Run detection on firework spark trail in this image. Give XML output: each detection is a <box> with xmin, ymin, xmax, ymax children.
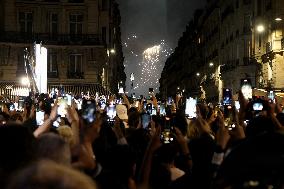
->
<box><xmin>123</xmin><ymin>35</ymin><xmax>172</xmax><ymax>96</ymax></box>
<box><xmin>135</xmin><ymin>40</ymin><xmax>172</xmax><ymax>95</ymax></box>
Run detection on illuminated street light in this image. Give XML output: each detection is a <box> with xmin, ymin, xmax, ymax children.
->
<box><xmin>209</xmin><ymin>62</ymin><xmax>214</xmax><ymax>67</ymax></box>
<box><xmin>21</xmin><ymin>77</ymin><xmax>29</xmax><ymax>86</ymax></box>
<box><xmin>256</xmin><ymin>24</ymin><xmax>265</xmax><ymax>33</ymax></box>
<box><xmin>196</xmin><ymin>72</ymin><xmax>200</xmax><ymax>77</ymax></box>
<box><xmin>275</xmin><ymin>17</ymin><xmax>282</xmax><ymax>21</ymax></box>
<box><xmin>110</xmin><ymin>49</ymin><xmax>116</xmax><ymax>54</ymax></box>
<box><xmin>130</xmin><ymin>73</ymin><xmax>135</xmax><ymax>81</ymax></box>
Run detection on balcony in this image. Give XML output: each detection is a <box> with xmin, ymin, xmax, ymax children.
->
<box><xmin>0</xmin><ymin>32</ymin><xmax>103</xmax><ymax>46</ymax></box>
<box><xmin>47</xmin><ymin>72</ymin><xmax>58</xmax><ymax>78</ymax></box>
<box><xmin>67</xmin><ymin>72</ymin><xmax>84</xmax><ymax>79</ymax></box>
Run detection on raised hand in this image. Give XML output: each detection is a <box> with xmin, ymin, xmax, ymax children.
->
<box><xmin>49</xmin><ymin>100</ymin><xmax>58</xmax><ymax>122</ymax></box>
<box><xmin>148</xmin><ymin>125</ymin><xmax>162</xmax><ymax>153</ymax></box>
<box><xmin>215</xmin><ymin>114</ymin><xmax>230</xmax><ymax>150</ymax></box>
<box><xmin>174</xmin><ymin>127</ymin><xmax>189</xmax><ymax>154</ymax></box>
<box><xmin>66</xmin><ymin>101</ymin><xmax>79</xmax><ymax>124</ymax></box>
<box><xmin>238</xmin><ymin>90</ymin><xmax>248</xmax><ymax>122</ymax></box>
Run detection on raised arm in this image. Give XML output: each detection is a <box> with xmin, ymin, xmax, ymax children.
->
<box><xmin>33</xmin><ymin>102</ymin><xmax>58</xmax><ymax>138</ymax></box>
<box><xmin>66</xmin><ymin>102</ymin><xmax>80</xmax><ymax>147</ymax></box>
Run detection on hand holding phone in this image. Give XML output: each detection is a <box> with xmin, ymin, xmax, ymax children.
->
<box><xmin>223</xmin><ymin>88</ymin><xmax>232</xmax><ymax>105</ymax></box>
<box><xmin>160</xmin><ymin>117</ymin><xmax>174</xmax><ymax>144</ymax></box>
<box><xmin>141</xmin><ymin>113</ymin><xmax>151</xmax><ymax>128</ymax></box>
<box><xmin>268</xmin><ymin>90</ymin><xmax>275</xmax><ymax>103</ymax></box>
<box><xmin>57</xmin><ymin>97</ymin><xmax>68</xmax><ymax>117</ymax></box>
<box><xmin>36</xmin><ymin>111</ymin><xmax>45</xmax><ymax>126</ymax></box>
<box><xmin>185</xmin><ymin>97</ymin><xmax>197</xmax><ymax>118</ymax></box>
<box><xmin>241</xmin><ymin>79</ymin><xmax>252</xmax><ymax>100</ymax></box>
<box><xmin>107</xmin><ymin>104</ymin><xmax>116</xmax><ymax>120</ymax></box>
<box><xmin>82</xmin><ymin>99</ymin><xmax>96</xmax><ymax>124</ymax></box>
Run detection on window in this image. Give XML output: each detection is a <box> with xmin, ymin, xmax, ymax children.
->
<box><xmin>102</xmin><ymin>0</ymin><xmax>108</xmax><ymax>11</ymax></box>
<box><xmin>47</xmin><ymin>53</ymin><xmax>58</xmax><ymax>77</ymax></box>
<box><xmin>257</xmin><ymin>0</ymin><xmax>262</xmax><ymax>16</ymax></box>
<box><xmin>243</xmin><ymin>0</ymin><xmax>251</xmax><ymax>5</ymax></box>
<box><xmin>69</xmin><ymin>14</ymin><xmax>83</xmax><ymax>35</ymax></box>
<box><xmin>265</xmin><ymin>0</ymin><xmax>272</xmax><ymax>11</ymax></box>
<box><xmin>19</xmin><ymin>12</ymin><xmax>33</xmax><ymax>33</ymax></box>
<box><xmin>69</xmin><ymin>54</ymin><xmax>83</xmax><ymax>78</ymax></box>
<box><xmin>50</xmin><ymin>13</ymin><xmax>58</xmax><ymax>35</ymax></box>
<box><xmin>16</xmin><ymin>50</ymin><xmax>26</xmax><ymax>77</ymax></box>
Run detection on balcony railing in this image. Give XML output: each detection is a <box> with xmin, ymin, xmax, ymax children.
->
<box><xmin>0</xmin><ymin>32</ymin><xmax>103</xmax><ymax>46</ymax></box>
<box><xmin>67</xmin><ymin>72</ymin><xmax>84</xmax><ymax>79</ymax></box>
<box><xmin>47</xmin><ymin>72</ymin><xmax>58</xmax><ymax>78</ymax></box>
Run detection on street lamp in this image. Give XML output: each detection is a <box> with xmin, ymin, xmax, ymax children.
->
<box><xmin>130</xmin><ymin>73</ymin><xmax>135</xmax><ymax>96</ymax></box>
<box><xmin>21</xmin><ymin>77</ymin><xmax>29</xmax><ymax>86</ymax></box>
<box><xmin>196</xmin><ymin>72</ymin><xmax>200</xmax><ymax>77</ymax></box>
<box><xmin>110</xmin><ymin>49</ymin><xmax>116</xmax><ymax>54</ymax></box>
<box><xmin>256</xmin><ymin>24</ymin><xmax>265</xmax><ymax>33</ymax></box>
<box><xmin>209</xmin><ymin>62</ymin><xmax>214</xmax><ymax>67</ymax></box>
<box><xmin>275</xmin><ymin>17</ymin><xmax>282</xmax><ymax>21</ymax></box>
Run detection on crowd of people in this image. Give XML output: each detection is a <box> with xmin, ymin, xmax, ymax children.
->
<box><xmin>0</xmin><ymin>91</ymin><xmax>284</xmax><ymax>189</ymax></box>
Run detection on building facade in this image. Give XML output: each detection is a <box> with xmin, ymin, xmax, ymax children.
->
<box><xmin>254</xmin><ymin>0</ymin><xmax>284</xmax><ymax>90</ymax></box>
<box><xmin>160</xmin><ymin>0</ymin><xmax>284</xmax><ymax>102</ymax></box>
<box><xmin>0</xmin><ymin>0</ymin><xmax>125</xmax><ymax>96</ymax></box>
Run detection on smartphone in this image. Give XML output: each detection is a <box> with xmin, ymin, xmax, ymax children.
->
<box><xmin>74</xmin><ymin>98</ymin><xmax>82</xmax><ymax>110</ymax></box>
<box><xmin>36</xmin><ymin>111</ymin><xmax>45</xmax><ymax>126</ymax></box>
<box><xmin>118</xmin><ymin>84</ymin><xmax>124</xmax><ymax>94</ymax></box>
<box><xmin>107</xmin><ymin>105</ymin><xmax>116</xmax><ymax>120</ymax></box>
<box><xmin>253</xmin><ymin>102</ymin><xmax>264</xmax><ymax>111</ymax></box>
<box><xmin>167</xmin><ymin>97</ymin><xmax>173</xmax><ymax>106</ymax></box>
<box><xmin>223</xmin><ymin>88</ymin><xmax>232</xmax><ymax>105</ymax></box>
<box><xmin>151</xmin><ymin>107</ymin><xmax>157</xmax><ymax>116</ymax></box>
<box><xmin>146</xmin><ymin>103</ymin><xmax>152</xmax><ymax>115</ymax></box>
<box><xmin>224</xmin><ymin>104</ymin><xmax>233</xmax><ymax>119</ymax></box>
<box><xmin>235</xmin><ymin>101</ymin><xmax>240</xmax><ymax>111</ymax></box>
<box><xmin>52</xmin><ymin>117</ymin><xmax>61</xmax><ymax>127</ymax></box>
<box><xmin>142</xmin><ymin>100</ymin><xmax>147</xmax><ymax>110</ymax></box>
<box><xmin>58</xmin><ymin>97</ymin><xmax>68</xmax><ymax>117</ymax></box>
<box><xmin>160</xmin><ymin>104</ymin><xmax>166</xmax><ymax>116</ymax></box>
<box><xmin>268</xmin><ymin>90</ymin><xmax>275</xmax><ymax>103</ymax></box>
<box><xmin>9</xmin><ymin>104</ymin><xmax>15</xmax><ymax>111</ymax></box>
<box><xmin>99</xmin><ymin>99</ymin><xmax>106</xmax><ymax>110</ymax></box>
<box><xmin>241</xmin><ymin>79</ymin><xmax>252</xmax><ymax>100</ymax></box>
<box><xmin>160</xmin><ymin>117</ymin><xmax>174</xmax><ymax>144</ymax></box>
<box><xmin>141</xmin><ymin>113</ymin><xmax>151</xmax><ymax>129</ymax></box>
<box><xmin>66</xmin><ymin>94</ymin><xmax>72</xmax><ymax>106</ymax></box>
<box><xmin>185</xmin><ymin>97</ymin><xmax>197</xmax><ymax>118</ymax></box>
<box><xmin>82</xmin><ymin>99</ymin><xmax>96</xmax><ymax>124</ymax></box>
<box><xmin>18</xmin><ymin>100</ymin><xmax>24</xmax><ymax>111</ymax></box>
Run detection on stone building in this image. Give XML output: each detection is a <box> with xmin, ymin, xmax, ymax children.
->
<box><xmin>0</xmin><ymin>0</ymin><xmax>125</xmax><ymax>97</ymax></box>
<box><xmin>160</xmin><ymin>0</ymin><xmax>284</xmax><ymax>102</ymax></box>
<box><xmin>219</xmin><ymin>0</ymin><xmax>258</xmax><ymax>95</ymax></box>
<box><xmin>254</xmin><ymin>0</ymin><xmax>284</xmax><ymax>90</ymax></box>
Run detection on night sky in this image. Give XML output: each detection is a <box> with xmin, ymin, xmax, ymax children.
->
<box><xmin>116</xmin><ymin>0</ymin><xmax>206</xmax><ymax>95</ymax></box>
